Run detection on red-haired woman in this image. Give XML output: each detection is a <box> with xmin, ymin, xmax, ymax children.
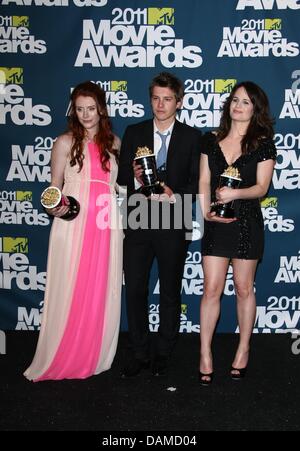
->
<box><xmin>24</xmin><ymin>81</ymin><xmax>122</xmax><ymax>381</ymax></box>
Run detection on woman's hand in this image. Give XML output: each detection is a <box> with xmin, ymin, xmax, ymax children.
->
<box><xmin>133</xmin><ymin>161</ymin><xmax>144</xmax><ymax>185</ymax></box>
<box><xmin>46</xmin><ymin>197</ymin><xmax>70</xmax><ymax>217</ymax></box>
<box><xmin>215</xmin><ymin>186</ymin><xmax>238</xmax><ymax>204</ymax></box>
<box><xmin>205</xmin><ymin>210</ymin><xmax>237</xmax><ymax>223</ymax></box>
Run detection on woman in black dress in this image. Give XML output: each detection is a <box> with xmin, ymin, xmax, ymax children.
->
<box><xmin>199</xmin><ymin>81</ymin><xmax>276</xmax><ymax>385</ymax></box>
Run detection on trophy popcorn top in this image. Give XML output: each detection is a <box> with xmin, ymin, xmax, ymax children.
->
<box><xmin>40</xmin><ymin>186</ymin><xmax>80</xmax><ymax>221</ymax></box>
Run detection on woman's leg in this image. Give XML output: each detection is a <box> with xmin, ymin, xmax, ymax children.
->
<box><xmin>231</xmin><ymin>258</ymin><xmax>258</xmax><ymax>373</ymax></box>
<box><xmin>200</xmin><ymin>256</ymin><xmax>230</xmax><ymax>379</ymax></box>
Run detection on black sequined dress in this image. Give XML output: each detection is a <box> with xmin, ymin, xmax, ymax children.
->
<box><xmin>201</xmin><ymin>132</ymin><xmax>277</xmax><ymax>260</ymax></box>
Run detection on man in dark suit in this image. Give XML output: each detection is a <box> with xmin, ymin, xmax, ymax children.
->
<box><xmin>118</xmin><ymin>72</ymin><xmax>202</xmax><ymax>377</ymax></box>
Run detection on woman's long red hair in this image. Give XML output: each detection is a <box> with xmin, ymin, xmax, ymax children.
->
<box><xmin>67</xmin><ymin>81</ymin><xmax>118</xmax><ymax>172</ymax></box>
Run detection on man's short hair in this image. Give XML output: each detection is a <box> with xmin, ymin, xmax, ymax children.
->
<box><xmin>149</xmin><ymin>72</ymin><xmax>184</xmax><ymax>102</ymax></box>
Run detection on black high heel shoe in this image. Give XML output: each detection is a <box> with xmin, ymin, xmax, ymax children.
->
<box><xmin>230</xmin><ymin>366</ymin><xmax>247</xmax><ymax>380</ymax></box>
<box><xmin>199</xmin><ymin>371</ymin><xmax>214</xmax><ymax>386</ymax></box>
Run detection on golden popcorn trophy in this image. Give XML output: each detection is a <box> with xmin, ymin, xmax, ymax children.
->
<box><xmin>40</xmin><ymin>186</ymin><xmax>80</xmax><ymax>221</ymax></box>
<box><xmin>134</xmin><ymin>146</ymin><xmax>165</xmax><ymax>197</ymax></box>
<box><xmin>211</xmin><ymin>166</ymin><xmax>241</xmax><ymax>218</ymax></box>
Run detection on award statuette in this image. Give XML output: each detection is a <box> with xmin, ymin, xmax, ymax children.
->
<box><xmin>134</xmin><ymin>146</ymin><xmax>164</xmax><ymax>197</ymax></box>
<box><xmin>40</xmin><ymin>186</ymin><xmax>80</xmax><ymax>221</ymax></box>
<box><xmin>211</xmin><ymin>166</ymin><xmax>241</xmax><ymax>219</ymax></box>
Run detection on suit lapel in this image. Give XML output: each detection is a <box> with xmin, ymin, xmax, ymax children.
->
<box><xmin>167</xmin><ymin>119</ymin><xmax>181</xmax><ymax>167</ymax></box>
<box><xmin>143</xmin><ymin>120</ymin><xmax>154</xmax><ymax>151</ymax></box>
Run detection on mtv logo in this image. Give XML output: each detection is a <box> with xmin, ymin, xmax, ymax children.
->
<box><xmin>214</xmin><ymin>79</ymin><xmax>237</xmax><ymax>93</ymax></box>
<box><xmin>3</xmin><ymin>237</ymin><xmax>28</xmax><ymax>254</ymax></box>
<box><xmin>111</xmin><ymin>81</ymin><xmax>127</xmax><ymax>92</ymax></box>
<box><xmin>261</xmin><ymin>197</ymin><xmax>278</xmax><ymax>208</ymax></box>
<box><xmin>12</xmin><ymin>16</ymin><xmax>29</xmax><ymax>27</ymax></box>
<box><xmin>148</xmin><ymin>8</ymin><xmax>174</xmax><ymax>25</ymax></box>
<box><xmin>0</xmin><ymin>67</ymin><xmax>23</xmax><ymax>85</ymax></box>
<box><xmin>181</xmin><ymin>304</ymin><xmax>187</xmax><ymax>315</ymax></box>
<box><xmin>265</xmin><ymin>19</ymin><xmax>281</xmax><ymax>30</ymax></box>
<box><xmin>16</xmin><ymin>191</ymin><xmax>32</xmax><ymax>201</ymax></box>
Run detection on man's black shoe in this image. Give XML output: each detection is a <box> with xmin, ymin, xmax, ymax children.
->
<box><xmin>121</xmin><ymin>358</ymin><xmax>150</xmax><ymax>378</ymax></box>
<box><xmin>151</xmin><ymin>355</ymin><xmax>168</xmax><ymax>376</ymax></box>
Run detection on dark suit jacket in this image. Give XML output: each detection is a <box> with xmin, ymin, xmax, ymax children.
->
<box><xmin>117</xmin><ymin>119</ymin><xmax>202</xmax><ymax>232</ymax></box>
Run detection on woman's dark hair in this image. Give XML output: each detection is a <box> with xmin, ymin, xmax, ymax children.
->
<box><xmin>217</xmin><ymin>81</ymin><xmax>275</xmax><ymax>154</ymax></box>
<box><xmin>149</xmin><ymin>72</ymin><xmax>184</xmax><ymax>102</ymax></box>
<box><xmin>68</xmin><ymin>81</ymin><xmax>117</xmax><ymax>172</ymax></box>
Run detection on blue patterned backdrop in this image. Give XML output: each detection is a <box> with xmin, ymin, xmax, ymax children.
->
<box><xmin>0</xmin><ymin>0</ymin><xmax>299</xmax><ymax>332</ymax></box>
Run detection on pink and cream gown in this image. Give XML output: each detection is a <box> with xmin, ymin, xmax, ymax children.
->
<box><xmin>24</xmin><ymin>142</ymin><xmax>123</xmax><ymax>381</ymax></box>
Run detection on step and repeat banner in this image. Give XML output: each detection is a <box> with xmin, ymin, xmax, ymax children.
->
<box><xmin>0</xmin><ymin>0</ymin><xmax>300</xmax><ymax>333</ymax></box>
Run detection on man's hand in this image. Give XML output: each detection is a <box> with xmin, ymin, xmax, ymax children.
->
<box><xmin>161</xmin><ymin>183</ymin><xmax>174</xmax><ymax>198</ymax></box>
<box><xmin>150</xmin><ymin>183</ymin><xmax>176</xmax><ymax>203</ymax></box>
<box><xmin>133</xmin><ymin>161</ymin><xmax>144</xmax><ymax>185</ymax></box>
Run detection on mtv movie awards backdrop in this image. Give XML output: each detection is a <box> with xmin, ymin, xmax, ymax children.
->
<box><xmin>0</xmin><ymin>0</ymin><xmax>300</xmax><ymax>333</ymax></box>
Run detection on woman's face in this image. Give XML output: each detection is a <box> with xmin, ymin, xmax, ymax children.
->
<box><xmin>75</xmin><ymin>95</ymin><xmax>101</xmax><ymax>132</ymax></box>
<box><xmin>229</xmin><ymin>87</ymin><xmax>254</xmax><ymax>124</ymax></box>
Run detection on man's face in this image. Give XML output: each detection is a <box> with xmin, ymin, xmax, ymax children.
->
<box><xmin>151</xmin><ymin>86</ymin><xmax>182</xmax><ymax>125</ymax></box>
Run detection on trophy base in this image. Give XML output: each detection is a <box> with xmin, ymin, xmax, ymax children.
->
<box><xmin>211</xmin><ymin>203</ymin><xmax>235</xmax><ymax>219</ymax></box>
<box><xmin>139</xmin><ymin>183</ymin><xmax>164</xmax><ymax>198</ymax></box>
<box><xmin>60</xmin><ymin>196</ymin><xmax>80</xmax><ymax>221</ymax></box>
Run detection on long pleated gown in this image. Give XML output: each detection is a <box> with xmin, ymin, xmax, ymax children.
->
<box><xmin>24</xmin><ymin>142</ymin><xmax>123</xmax><ymax>381</ymax></box>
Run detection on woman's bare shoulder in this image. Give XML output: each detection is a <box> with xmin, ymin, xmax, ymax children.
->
<box><xmin>55</xmin><ymin>132</ymin><xmax>73</xmax><ymax>146</ymax></box>
<box><xmin>52</xmin><ymin>133</ymin><xmax>73</xmax><ymax>154</ymax></box>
